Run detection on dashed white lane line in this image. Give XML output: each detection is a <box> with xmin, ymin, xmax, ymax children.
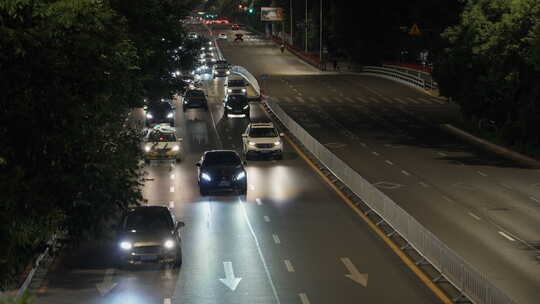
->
<box><xmin>372</xmin><ymin>151</ymin><xmax>380</xmax><ymax>156</ymax></box>
<box><xmin>442</xmin><ymin>196</ymin><xmax>453</xmax><ymax>203</ymax></box>
<box><xmin>169</xmin><ymin>201</ymin><xmax>174</xmax><ymax>208</ymax></box>
<box><xmin>530</xmin><ymin>196</ymin><xmax>540</xmax><ymax>204</ymax></box>
<box><xmin>477</xmin><ymin>171</ymin><xmax>488</xmax><ymax>177</ymax></box>
<box><xmin>498</xmin><ymin>231</ymin><xmax>516</xmax><ymax>242</ymax></box>
<box><xmin>284</xmin><ymin>260</ymin><xmax>295</xmax><ymax>272</ymax></box>
<box><xmin>468</xmin><ymin>212</ymin><xmax>481</xmax><ymax>220</ymax></box>
<box><xmin>419</xmin><ymin>182</ymin><xmax>429</xmax><ymax>188</ymax></box>
<box><xmin>264</xmin><ymin>216</ymin><xmax>270</xmax><ymax>222</ymax></box>
<box><xmin>272</xmin><ymin>234</ymin><xmax>281</xmax><ymax>244</ymax></box>
<box><xmin>360</xmin><ymin>142</ymin><xmax>367</xmax><ymax>147</ymax></box>
<box><xmin>169</xmin><ymin>186</ymin><xmax>174</xmax><ymax>193</ymax></box>
<box><xmin>299</xmin><ymin>293</ymin><xmax>311</xmax><ymax>304</ymax></box>
<box><xmin>385</xmin><ymin>160</ymin><xmax>394</xmax><ymax>165</ymax></box>
<box><xmin>164</xmin><ymin>298</ymin><xmax>171</xmax><ymax>304</ymax></box>
<box><xmin>256</xmin><ymin>198</ymin><xmax>263</xmax><ymax>205</ymax></box>
<box><xmin>170</xmin><ymin>174</ymin><xmax>175</xmax><ymax>179</ymax></box>
<box><xmin>437</xmin><ymin>152</ymin><xmax>447</xmax><ymax>157</ymax></box>
<box><xmin>500</xmin><ymin>183</ymin><xmax>513</xmax><ymax>190</ymax></box>
<box><xmin>401</xmin><ymin>170</ymin><xmax>411</xmax><ymax>176</ymax></box>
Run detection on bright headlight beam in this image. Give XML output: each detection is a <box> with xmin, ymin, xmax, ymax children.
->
<box><xmin>172</xmin><ymin>145</ymin><xmax>180</xmax><ymax>151</ymax></box>
<box><xmin>144</xmin><ymin>145</ymin><xmax>151</xmax><ymax>152</ymax></box>
<box><xmin>274</xmin><ymin>141</ymin><xmax>281</xmax><ymax>146</ymax></box>
<box><xmin>146</xmin><ymin>113</ymin><xmax>153</xmax><ymax>119</ymax></box>
<box><xmin>167</xmin><ymin>112</ymin><xmax>174</xmax><ymax>118</ymax></box>
<box><xmin>236</xmin><ymin>171</ymin><xmax>246</xmax><ymax>180</ymax></box>
<box><xmin>120</xmin><ymin>241</ymin><xmax>132</xmax><ymax>250</ymax></box>
<box><xmin>163</xmin><ymin>239</ymin><xmax>175</xmax><ymax>249</ymax></box>
<box><xmin>201</xmin><ymin>172</ymin><xmax>212</xmax><ymax>181</ymax></box>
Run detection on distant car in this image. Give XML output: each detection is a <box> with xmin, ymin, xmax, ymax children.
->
<box><xmin>196</xmin><ymin>150</ymin><xmax>247</xmax><ymax>195</ymax></box>
<box><xmin>187</xmin><ymin>32</ymin><xmax>198</xmax><ymax>39</ymax></box>
<box><xmin>117</xmin><ymin>206</ymin><xmax>184</xmax><ymax>268</ymax></box>
<box><xmin>224</xmin><ymin>94</ymin><xmax>250</xmax><ymax>119</ymax></box>
<box><xmin>218</xmin><ymin>33</ymin><xmax>227</xmax><ymax>40</ymax></box>
<box><xmin>231</xmin><ymin>24</ymin><xmax>239</xmax><ymax>30</ymax></box>
<box><xmin>242</xmin><ymin>122</ymin><xmax>284</xmax><ymax>160</ymax></box>
<box><xmin>183</xmin><ymin>89</ymin><xmax>208</xmax><ymax>111</ymax></box>
<box><xmin>143</xmin><ymin>125</ymin><xmax>182</xmax><ymax>162</ymax></box>
<box><xmin>225</xmin><ymin>78</ymin><xmax>247</xmax><ymax>95</ymax></box>
<box><xmin>213</xmin><ymin>62</ymin><xmax>231</xmax><ymax>78</ymax></box>
<box><xmin>199</xmin><ymin>53</ymin><xmax>216</xmax><ymax>63</ymax></box>
<box><xmin>145</xmin><ymin>99</ymin><xmax>175</xmax><ymax>127</ymax></box>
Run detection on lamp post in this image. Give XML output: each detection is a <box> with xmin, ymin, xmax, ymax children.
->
<box><xmin>305</xmin><ymin>0</ymin><xmax>308</xmax><ymax>52</ymax></box>
<box><xmin>319</xmin><ymin>0</ymin><xmax>322</xmax><ymax>62</ymax></box>
<box><xmin>290</xmin><ymin>0</ymin><xmax>293</xmax><ymax>45</ymax></box>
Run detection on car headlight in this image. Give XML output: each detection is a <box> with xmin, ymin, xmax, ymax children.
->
<box><xmin>172</xmin><ymin>145</ymin><xmax>180</xmax><ymax>151</ymax></box>
<box><xmin>274</xmin><ymin>141</ymin><xmax>281</xmax><ymax>146</ymax></box>
<box><xmin>226</xmin><ymin>71</ymin><xmax>230</xmax><ymax>75</ymax></box>
<box><xmin>120</xmin><ymin>241</ymin><xmax>132</xmax><ymax>250</ymax></box>
<box><xmin>201</xmin><ymin>172</ymin><xmax>212</xmax><ymax>181</ymax></box>
<box><xmin>146</xmin><ymin>113</ymin><xmax>153</xmax><ymax>119</ymax></box>
<box><xmin>208</xmin><ymin>41</ymin><xmax>212</xmax><ymax>45</ymax></box>
<box><xmin>144</xmin><ymin>145</ymin><xmax>151</xmax><ymax>152</ymax></box>
<box><xmin>243</xmin><ymin>105</ymin><xmax>249</xmax><ymax>110</ymax></box>
<box><xmin>236</xmin><ymin>171</ymin><xmax>246</xmax><ymax>180</ymax></box>
<box><xmin>201</xmin><ymin>47</ymin><xmax>206</xmax><ymax>50</ymax></box>
<box><xmin>163</xmin><ymin>239</ymin><xmax>175</xmax><ymax>249</ymax></box>
<box><xmin>167</xmin><ymin>112</ymin><xmax>174</xmax><ymax>118</ymax></box>
<box><xmin>209</xmin><ymin>47</ymin><xmax>214</xmax><ymax>50</ymax></box>
<box><xmin>241</xmin><ymin>88</ymin><xmax>246</xmax><ymax>93</ymax></box>
<box><xmin>248</xmin><ymin>141</ymin><xmax>256</xmax><ymax>146</ymax></box>
<box><xmin>227</xmin><ymin>89</ymin><xmax>232</xmax><ymax>93</ymax></box>
<box><xmin>226</xmin><ymin>105</ymin><xmax>233</xmax><ymax>110</ymax></box>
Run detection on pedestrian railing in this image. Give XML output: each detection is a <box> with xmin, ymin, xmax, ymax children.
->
<box><xmin>264</xmin><ymin>98</ymin><xmax>515</xmax><ymax>304</ymax></box>
<box><xmin>362</xmin><ymin>66</ymin><xmax>438</xmax><ymax>92</ymax></box>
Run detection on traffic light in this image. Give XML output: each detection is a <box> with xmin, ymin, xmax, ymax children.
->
<box><xmin>238</xmin><ymin>4</ymin><xmax>243</xmax><ymax>9</ymax></box>
<box><xmin>248</xmin><ymin>8</ymin><xmax>254</xmax><ymax>14</ymax></box>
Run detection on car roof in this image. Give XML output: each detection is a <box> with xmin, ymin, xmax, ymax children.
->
<box><xmin>204</xmin><ymin>149</ymin><xmax>239</xmax><ymax>156</ymax></box>
<box><xmin>249</xmin><ymin>122</ymin><xmax>275</xmax><ymax>128</ymax></box>
<box><xmin>151</xmin><ymin>124</ymin><xmax>176</xmax><ymax>133</ymax></box>
<box><xmin>127</xmin><ymin>206</ymin><xmax>171</xmax><ymax>216</ymax></box>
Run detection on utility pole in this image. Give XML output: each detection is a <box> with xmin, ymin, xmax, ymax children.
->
<box><xmin>319</xmin><ymin>0</ymin><xmax>322</xmax><ymax>62</ymax></box>
<box><xmin>290</xmin><ymin>0</ymin><xmax>293</xmax><ymax>45</ymax></box>
<box><xmin>305</xmin><ymin>0</ymin><xmax>308</xmax><ymax>52</ymax></box>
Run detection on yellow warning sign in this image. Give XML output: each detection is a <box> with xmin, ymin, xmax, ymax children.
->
<box><xmin>409</xmin><ymin>24</ymin><xmax>421</xmax><ymax>36</ymax></box>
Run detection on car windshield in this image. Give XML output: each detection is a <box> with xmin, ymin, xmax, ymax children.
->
<box><xmin>227</xmin><ymin>95</ymin><xmax>248</xmax><ymax>104</ymax></box>
<box><xmin>216</xmin><ymin>64</ymin><xmax>229</xmax><ymax>69</ymax></box>
<box><xmin>149</xmin><ymin>131</ymin><xmax>176</xmax><ymax>142</ymax></box>
<box><xmin>249</xmin><ymin>127</ymin><xmax>277</xmax><ymax>138</ymax></box>
<box><xmin>124</xmin><ymin>209</ymin><xmax>173</xmax><ymax>231</ymax></box>
<box><xmin>186</xmin><ymin>90</ymin><xmax>205</xmax><ymax>99</ymax></box>
<box><xmin>228</xmin><ymin>80</ymin><xmax>245</xmax><ymax>87</ymax></box>
<box><xmin>148</xmin><ymin>102</ymin><xmax>172</xmax><ymax>113</ymax></box>
<box><xmin>203</xmin><ymin>152</ymin><xmax>241</xmax><ymax>166</ymax></box>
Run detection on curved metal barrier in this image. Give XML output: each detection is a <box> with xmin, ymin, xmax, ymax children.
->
<box><xmin>230</xmin><ymin>65</ymin><xmax>261</xmax><ymax>98</ymax></box>
<box><xmin>362</xmin><ymin>66</ymin><xmax>438</xmax><ymax>92</ymax></box>
<box><xmin>264</xmin><ymin>97</ymin><xmax>515</xmax><ymax>304</ymax></box>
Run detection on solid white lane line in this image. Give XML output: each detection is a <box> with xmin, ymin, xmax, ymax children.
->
<box><xmin>256</xmin><ymin>198</ymin><xmax>262</xmax><ymax>205</ymax></box>
<box><xmin>164</xmin><ymin>298</ymin><xmax>172</xmax><ymax>304</ymax></box>
<box><xmin>272</xmin><ymin>234</ymin><xmax>281</xmax><ymax>244</ymax></box>
<box><xmin>169</xmin><ymin>186</ymin><xmax>174</xmax><ymax>193</ymax></box>
<box><xmin>299</xmin><ymin>293</ymin><xmax>311</xmax><ymax>304</ymax></box>
<box><xmin>238</xmin><ymin>199</ymin><xmax>281</xmax><ymax>304</ymax></box>
<box><xmin>419</xmin><ymin>182</ymin><xmax>429</xmax><ymax>188</ymax></box>
<box><xmin>498</xmin><ymin>231</ymin><xmax>516</xmax><ymax>242</ymax></box>
<box><xmin>401</xmin><ymin>170</ymin><xmax>411</xmax><ymax>176</ymax></box>
<box><xmin>530</xmin><ymin>196</ymin><xmax>540</xmax><ymax>204</ymax></box>
<box><xmin>284</xmin><ymin>260</ymin><xmax>295</xmax><ymax>272</ymax></box>
<box><xmin>385</xmin><ymin>160</ymin><xmax>394</xmax><ymax>165</ymax></box>
<box><xmin>442</xmin><ymin>196</ymin><xmax>453</xmax><ymax>203</ymax></box>
<box><xmin>169</xmin><ymin>201</ymin><xmax>174</xmax><ymax>208</ymax></box>
<box><xmin>477</xmin><ymin>171</ymin><xmax>488</xmax><ymax>177</ymax></box>
<box><xmin>468</xmin><ymin>212</ymin><xmax>481</xmax><ymax>220</ymax></box>
<box><xmin>264</xmin><ymin>216</ymin><xmax>270</xmax><ymax>222</ymax></box>
<box><xmin>372</xmin><ymin>151</ymin><xmax>380</xmax><ymax>156</ymax></box>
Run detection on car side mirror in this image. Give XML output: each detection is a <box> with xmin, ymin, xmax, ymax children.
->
<box><xmin>176</xmin><ymin>221</ymin><xmax>185</xmax><ymax>230</ymax></box>
<box><xmin>196</xmin><ymin>163</ymin><xmax>201</xmax><ymax>167</ymax></box>
<box><xmin>279</xmin><ymin>133</ymin><xmax>284</xmax><ymax>137</ymax></box>
<box><xmin>243</xmin><ymin>161</ymin><xmax>247</xmax><ymax>165</ymax></box>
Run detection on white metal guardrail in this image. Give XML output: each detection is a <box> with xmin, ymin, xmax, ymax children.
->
<box><xmin>362</xmin><ymin>66</ymin><xmax>438</xmax><ymax>92</ymax></box>
<box><xmin>264</xmin><ymin>98</ymin><xmax>515</xmax><ymax>304</ymax></box>
<box><xmin>230</xmin><ymin>65</ymin><xmax>261</xmax><ymax>98</ymax></box>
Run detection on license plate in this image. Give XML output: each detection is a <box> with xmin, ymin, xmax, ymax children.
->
<box><xmin>141</xmin><ymin>255</ymin><xmax>157</xmax><ymax>261</ymax></box>
<box><xmin>219</xmin><ymin>181</ymin><xmax>231</xmax><ymax>187</ymax></box>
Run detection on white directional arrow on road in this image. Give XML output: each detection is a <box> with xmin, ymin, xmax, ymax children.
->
<box><xmin>219</xmin><ymin>261</ymin><xmax>242</xmax><ymax>291</ymax></box>
<box><xmin>341</xmin><ymin>257</ymin><xmax>368</xmax><ymax>287</ymax></box>
<box><xmin>96</xmin><ymin>268</ymin><xmax>117</xmax><ymax>296</ymax></box>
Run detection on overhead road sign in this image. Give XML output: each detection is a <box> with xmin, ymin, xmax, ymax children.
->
<box><xmin>261</xmin><ymin>7</ymin><xmax>284</xmax><ymax>21</ymax></box>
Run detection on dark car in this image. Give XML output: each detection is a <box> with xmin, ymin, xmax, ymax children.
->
<box><xmin>231</xmin><ymin>24</ymin><xmax>239</xmax><ymax>30</ymax></box>
<box><xmin>183</xmin><ymin>89</ymin><xmax>208</xmax><ymax>111</ymax></box>
<box><xmin>196</xmin><ymin>150</ymin><xmax>247</xmax><ymax>195</ymax></box>
<box><xmin>145</xmin><ymin>100</ymin><xmax>175</xmax><ymax>127</ymax></box>
<box><xmin>224</xmin><ymin>95</ymin><xmax>250</xmax><ymax>118</ymax></box>
<box><xmin>117</xmin><ymin>206</ymin><xmax>184</xmax><ymax>268</ymax></box>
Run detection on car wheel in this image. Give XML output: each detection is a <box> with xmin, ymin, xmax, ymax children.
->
<box><xmin>239</xmin><ymin>186</ymin><xmax>247</xmax><ymax>195</ymax></box>
<box><xmin>144</xmin><ymin>159</ymin><xmax>150</xmax><ymax>164</ymax></box>
<box><xmin>183</xmin><ymin>107</ymin><xmax>186</xmax><ymax>112</ymax></box>
<box><xmin>173</xmin><ymin>250</ymin><xmax>182</xmax><ymax>268</ymax></box>
<box><xmin>117</xmin><ymin>258</ymin><xmax>131</xmax><ymax>271</ymax></box>
<box><xmin>204</xmin><ymin>105</ymin><xmax>209</xmax><ymax>111</ymax></box>
<box><xmin>170</xmin><ymin>121</ymin><xmax>175</xmax><ymax>127</ymax></box>
<box><xmin>200</xmin><ymin>186</ymin><xmax>208</xmax><ymax>196</ymax></box>
<box><xmin>275</xmin><ymin>153</ymin><xmax>283</xmax><ymax>160</ymax></box>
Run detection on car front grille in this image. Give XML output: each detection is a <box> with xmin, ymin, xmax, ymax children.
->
<box><xmin>255</xmin><ymin>143</ymin><xmax>273</xmax><ymax>148</ymax></box>
<box><xmin>132</xmin><ymin>246</ymin><xmax>161</xmax><ymax>254</ymax></box>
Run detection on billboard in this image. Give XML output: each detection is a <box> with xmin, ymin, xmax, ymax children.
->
<box><xmin>261</xmin><ymin>7</ymin><xmax>284</xmax><ymax>21</ymax></box>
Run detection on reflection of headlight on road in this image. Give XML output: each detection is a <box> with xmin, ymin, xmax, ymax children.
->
<box><xmin>241</xmin><ymin>88</ymin><xmax>246</xmax><ymax>93</ymax></box>
<box><xmin>274</xmin><ymin>141</ymin><xmax>281</xmax><ymax>146</ymax></box>
<box><xmin>167</xmin><ymin>112</ymin><xmax>174</xmax><ymax>118</ymax></box>
<box><xmin>146</xmin><ymin>113</ymin><xmax>153</xmax><ymax>119</ymax></box>
<box><xmin>243</xmin><ymin>105</ymin><xmax>249</xmax><ymax>109</ymax></box>
<box><xmin>120</xmin><ymin>241</ymin><xmax>132</xmax><ymax>250</ymax></box>
<box><xmin>248</xmin><ymin>141</ymin><xmax>256</xmax><ymax>146</ymax></box>
<box><xmin>172</xmin><ymin>145</ymin><xmax>180</xmax><ymax>151</ymax></box>
<box><xmin>144</xmin><ymin>145</ymin><xmax>151</xmax><ymax>152</ymax></box>
<box><xmin>201</xmin><ymin>172</ymin><xmax>212</xmax><ymax>181</ymax></box>
<box><xmin>226</xmin><ymin>105</ymin><xmax>232</xmax><ymax>110</ymax></box>
<box><xmin>163</xmin><ymin>239</ymin><xmax>175</xmax><ymax>249</ymax></box>
<box><xmin>236</xmin><ymin>171</ymin><xmax>246</xmax><ymax>180</ymax></box>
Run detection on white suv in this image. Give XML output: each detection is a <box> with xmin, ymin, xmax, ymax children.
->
<box><xmin>242</xmin><ymin>123</ymin><xmax>283</xmax><ymax>160</ymax></box>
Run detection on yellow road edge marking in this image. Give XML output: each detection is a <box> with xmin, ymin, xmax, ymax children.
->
<box><xmin>281</xmin><ymin>131</ymin><xmax>453</xmax><ymax>304</ymax></box>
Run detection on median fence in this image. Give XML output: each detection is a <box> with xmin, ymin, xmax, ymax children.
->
<box><xmin>362</xmin><ymin>66</ymin><xmax>438</xmax><ymax>92</ymax></box>
<box><xmin>264</xmin><ymin>98</ymin><xmax>515</xmax><ymax>304</ymax></box>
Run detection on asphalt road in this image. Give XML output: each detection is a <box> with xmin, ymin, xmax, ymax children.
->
<box><xmin>34</xmin><ymin>28</ymin><xmax>439</xmax><ymax>304</ymax></box>
<box><xmin>214</xmin><ymin>24</ymin><xmax>540</xmax><ymax>303</ymax></box>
